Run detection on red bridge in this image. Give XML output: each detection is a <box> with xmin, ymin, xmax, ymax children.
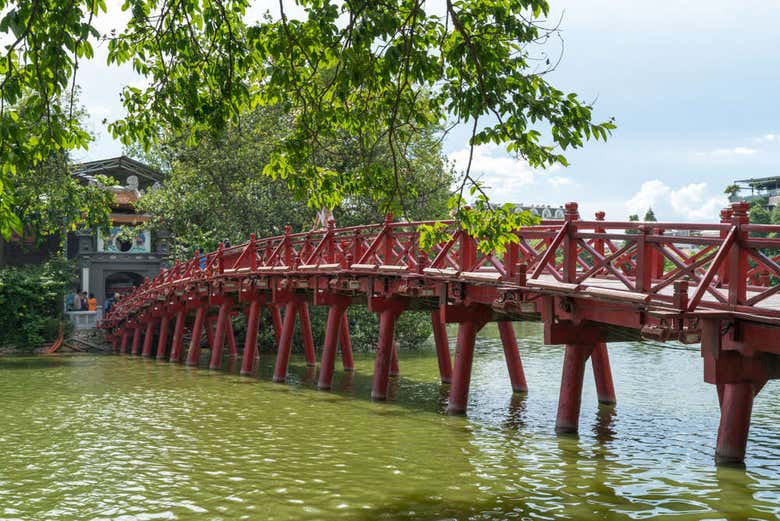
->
<box><xmin>101</xmin><ymin>201</ymin><xmax>780</xmax><ymax>464</ymax></box>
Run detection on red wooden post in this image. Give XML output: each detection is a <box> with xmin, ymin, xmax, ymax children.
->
<box><xmin>226</xmin><ymin>318</ymin><xmax>238</xmax><ymax>357</ymax></box>
<box><xmin>141</xmin><ymin>318</ymin><xmax>157</xmax><ymax>358</ymax></box>
<box><xmin>169</xmin><ymin>309</ymin><xmax>186</xmax><ymax>363</ymax></box>
<box><xmin>716</xmin><ymin>382</ymin><xmax>754</xmax><ymax>464</ymax></box>
<box><xmin>318</xmin><ymin>300</ymin><xmax>349</xmax><ymax>390</ymax></box>
<box><xmin>591</xmin><ymin>342</ymin><xmax>616</xmax><ymax>405</ymax></box>
<box><xmin>205</xmin><ymin>316</ymin><xmax>216</xmax><ymax>348</ymax></box>
<box><xmin>298</xmin><ymin>302</ymin><xmax>317</xmax><ymax>367</ymax></box>
<box><xmin>186</xmin><ymin>306</ymin><xmax>207</xmax><ymax>366</ymax></box>
<box><xmin>240</xmin><ymin>299</ymin><xmax>262</xmax><ymax>376</ymax></box>
<box><xmin>563</xmin><ymin>202</ymin><xmax>579</xmax><ymax>283</ymax></box>
<box><xmin>497</xmin><ymin>321</ymin><xmax>528</xmax><ymax>393</ymax></box>
<box><xmin>728</xmin><ymin>202</ymin><xmax>749</xmax><ymax>307</ymax></box>
<box><xmin>120</xmin><ymin>328</ymin><xmax>130</xmax><ymax>355</ymax></box>
<box><xmin>594</xmin><ymin>211</ymin><xmax>606</xmax><ymax>258</ymax></box>
<box><xmin>339</xmin><ymin>313</ymin><xmax>354</xmax><ymax>371</ymax></box>
<box><xmin>155</xmin><ymin>315</ymin><xmax>171</xmax><ymax>361</ymax></box>
<box><xmin>447</xmin><ymin>317</ymin><xmax>488</xmax><ymax>414</ymax></box>
<box><xmin>390</xmin><ymin>341</ymin><xmax>400</xmax><ymax>377</ymax></box>
<box><xmin>272</xmin><ymin>301</ymin><xmax>298</xmax><ymax>383</ymax></box>
<box><xmin>131</xmin><ymin>325</ymin><xmax>142</xmax><ymax>356</ymax></box>
<box><xmin>371</xmin><ymin>306</ymin><xmax>402</xmax><ymax>400</ymax></box>
<box><xmin>209</xmin><ymin>299</ymin><xmax>233</xmax><ymax>370</ymax></box>
<box><xmin>431</xmin><ymin>310</ymin><xmax>452</xmax><ymax>383</ymax></box>
<box><xmin>556</xmin><ymin>343</ymin><xmax>595</xmax><ymax>433</ymax></box>
<box><xmin>717</xmin><ymin>207</ymin><xmax>733</xmax><ymax>286</ymax></box>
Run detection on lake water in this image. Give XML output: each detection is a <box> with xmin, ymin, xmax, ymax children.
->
<box><xmin>1</xmin><ymin>322</ymin><xmax>779</xmax><ymax>520</ymax></box>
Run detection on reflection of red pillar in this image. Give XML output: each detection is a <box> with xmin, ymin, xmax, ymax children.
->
<box><xmin>120</xmin><ymin>329</ymin><xmax>130</xmax><ymax>354</ymax></box>
<box><xmin>209</xmin><ymin>300</ymin><xmax>233</xmax><ymax>370</ymax></box>
<box><xmin>298</xmin><ymin>302</ymin><xmax>317</xmax><ymax>367</ymax></box>
<box><xmin>269</xmin><ymin>305</ymin><xmax>283</xmax><ymax>345</ymax></box>
<box><xmin>186</xmin><ymin>306</ymin><xmax>207</xmax><ymax>366</ymax></box>
<box><xmin>156</xmin><ymin>315</ymin><xmax>171</xmax><ymax>361</ymax></box>
<box><xmin>591</xmin><ymin>342</ymin><xmax>616</xmax><ymax>405</ymax></box>
<box><xmin>431</xmin><ymin>311</ymin><xmax>451</xmax><ymax>383</ymax></box>
<box><xmin>340</xmin><ymin>313</ymin><xmax>354</xmax><ymax>371</ymax></box>
<box><xmin>447</xmin><ymin>321</ymin><xmax>483</xmax><ymax>414</ymax></box>
<box><xmin>556</xmin><ymin>343</ymin><xmax>595</xmax><ymax>433</ymax></box>
<box><xmin>498</xmin><ymin>321</ymin><xmax>527</xmax><ymax>393</ymax></box>
<box><xmin>240</xmin><ymin>299</ymin><xmax>261</xmax><ymax>375</ymax></box>
<box><xmin>716</xmin><ymin>382</ymin><xmax>755</xmax><ymax>464</ymax></box>
<box><xmin>389</xmin><ymin>341</ymin><xmax>400</xmax><ymax>377</ymax></box>
<box><xmin>169</xmin><ymin>310</ymin><xmax>186</xmax><ymax>363</ymax></box>
<box><xmin>371</xmin><ymin>308</ymin><xmax>401</xmax><ymax>400</ymax></box>
<box><xmin>318</xmin><ymin>302</ymin><xmax>349</xmax><ymax>390</ymax></box>
<box><xmin>272</xmin><ymin>302</ymin><xmax>298</xmax><ymax>383</ymax></box>
<box><xmin>131</xmin><ymin>326</ymin><xmax>142</xmax><ymax>356</ymax></box>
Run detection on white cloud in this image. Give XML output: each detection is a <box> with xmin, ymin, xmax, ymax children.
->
<box><xmin>699</xmin><ymin>146</ymin><xmax>759</xmax><ymax>158</ymax></box>
<box><xmin>547</xmin><ymin>176</ymin><xmax>574</xmax><ymax>188</ymax></box>
<box><xmin>753</xmin><ymin>133</ymin><xmax>778</xmax><ymax>144</ymax></box>
<box><xmin>625</xmin><ymin>179</ymin><xmax>727</xmax><ymax>221</ymax></box>
<box><xmin>447</xmin><ymin>144</ymin><xmax>536</xmax><ymax>202</ymax></box>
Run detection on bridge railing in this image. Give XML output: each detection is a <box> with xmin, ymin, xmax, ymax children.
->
<box><xmin>102</xmin><ymin>201</ymin><xmax>780</xmax><ymax>326</ymax></box>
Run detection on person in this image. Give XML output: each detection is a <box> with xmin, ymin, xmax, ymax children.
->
<box><xmin>71</xmin><ymin>289</ymin><xmax>82</xmax><ymax>311</ymax></box>
<box><xmin>88</xmin><ymin>293</ymin><xmax>97</xmax><ymax>312</ymax></box>
<box><xmin>81</xmin><ymin>291</ymin><xmax>88</xmax><ymax>310</ymax></box>
<box><xmin>104</xmin><ymin>293</ymin><xmax>115</xmax><ymax>313</ymax></box>
<box><xmin>313</xmin><ymin>206</ymin><xmax>334</xmax><ymax>230</ymax></box>
<box><xmin>65</xmin><ymin>291</ymin><xmax>75</xmax><ymax>311</ymax></box>
<box><xmin>223</xmin><ymin>238</ymin><xmax>231</xmax><ymax>248</ymax></box>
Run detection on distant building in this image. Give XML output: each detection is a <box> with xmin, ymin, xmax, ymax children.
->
<box><xmin>728</xmin><ymin>176</ymin><xmax>780</xmax><ymax>209</ymax></box>
<box><xmin>68</xmin><ymin>156</ymin><xmax>170</xmax><ymax>304</ymax></box>
<box><xmin>1</xmin><ymin>156</ymin><xmax>170</xmax><ymax>308</ymax></box>
<box><xmin>512</xmin><ymin>204</ymin><xmax>565</xmax><ymax>220</ymax></box>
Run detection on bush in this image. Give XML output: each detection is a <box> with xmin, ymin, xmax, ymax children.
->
<box><xmin>0</xmin><ymin>258</ymin><xmax>76</xmax><ymax>350</ymax></box>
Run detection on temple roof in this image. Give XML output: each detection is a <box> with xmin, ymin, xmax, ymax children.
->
<box><xmin>72</xmin><ymin>156</ymin><xmax>163</xmax><ymax>188</ymax></box>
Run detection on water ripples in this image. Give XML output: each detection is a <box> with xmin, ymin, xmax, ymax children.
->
<box><xmin>1</xmin><ymin>323</ymin><xmax>779</xmax><ymax>519</ymax></box>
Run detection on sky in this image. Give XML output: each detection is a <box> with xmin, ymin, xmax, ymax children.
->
<box><xmin>75</xmin><ymin>0</ymin><xmax>780</xmax><ymax>222</ymax></box>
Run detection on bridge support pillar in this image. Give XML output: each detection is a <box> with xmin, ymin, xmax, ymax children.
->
<box><xmin>156</xmin><ymin>315</ymin><xmax>171</xmax><ymax>361</ymax></box>
<box><xmin>371</xmin><ymin>305</ymin><xmax>403</xmax><ymax>400</ymax></box>
<box><xmin>556</xmin><ymin>343</ymin><xmax>596</xmax><ymax>433</ymax></box>
<box><xmin>447</xmin><ymin>313</ymin><xmax>490</xmax><ymax>414</ymax></box>
<box><xmin>273</xmin><ymin>302</ymin><xmax>299</xmax><ymax>383</ymax></box>
<box><xmin>209</xmin><ymin>299</ymin><xmax>234</xmax><ymax>370</ymax></box>
<box><xmin>298</xmin><ymin>302</ymin><xmax>317</xmax><ymax>367</ymax></box>
<box><xmin>169</xmin><ymin>309</ymin><xmax>187</xmax><ymax>363</ymax></box>
<box><xmin>716</xmin><ymin>382</ymin><xmax>755</xmax><ymax>464</ymax></box>
<box><xmin>120</xmin><ymin>328</ymin><xmax>130</xmax><ymax>355</ymax></box>
<box><xmin>318</xmin><ymin>299</ymin><xmax>350</xmax><ymax>390</ymax></box>
<box><xmin>240</xmin><ymin>299</ymin><xmax>262</xmax><ymax>376</ymax></box>
<box><xmin>389</xmin><ymin>341</ymin><xmax>400</xmax><ymax>377</ymax></box>
<box><xmin>141</xmin><ymin>319</ymin><xmax>157</xmax><ymax>357</ymax></box>
<box><xmin>431</xmin><ymin>311</ymin><xmax>452</xmax><ymax>383</ymax></box>
<box><xmin>340</xmin><ymin>313</ymin><xmax>354</xmax><ymax>371</ymax></box>
<box><xmin>186</xmin><ymin>306</ymin><xmax>208</xmax><ymax>366</ymax></box>
<box><xmin>591</xmin><ymin>342</ymin><xmax>616</xmax><ymax>405</ymax></box>
<box><xmin>131</xmin><ymin>325</ymin><xmax>142</xmax><ymax>356</ymax></box>
<box><xmin>498</xmin><ymin>321</ymin><xmax>528</xmax><ymax>393</ymax></box>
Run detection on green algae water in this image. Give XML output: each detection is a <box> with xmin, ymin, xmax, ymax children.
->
<box><xmin>1</xmin><ymin>322</ymin><xmax>779</xmax><ymax>520</ymax></box>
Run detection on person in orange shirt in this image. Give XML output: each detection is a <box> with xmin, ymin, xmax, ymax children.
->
<box><xmin>88</xmin><ymin>293</ymin><xmax>98</xmax><ymax>312</ymax></box>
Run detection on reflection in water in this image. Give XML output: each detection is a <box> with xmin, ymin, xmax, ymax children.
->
<box><xmin>593</xmin><ymin>404</ymin><xmax>617</xmax><ymax>444</ymax></box>
<box><xmin>1</xmin><ymin>322</ymin><xmax>779</xmax><ymax>520</ymax></box>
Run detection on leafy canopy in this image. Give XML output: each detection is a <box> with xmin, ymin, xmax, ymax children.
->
<box><xmin>1</xmin><ymin>0</ymin><xmax>614</xmax><ymax>248</ymax></box>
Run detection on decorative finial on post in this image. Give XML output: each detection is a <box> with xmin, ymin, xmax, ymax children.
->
<box><xmin>730</xmin><ymin>201</ymin><xmax>750</xmax><ymax>224</ymax></box>
<box><xmin>595</xmin><ymin>211</ymin><xmax>605</xmax><ymax>221</ymax></box>
<box><xmin>564</xmin><ymin>202</ymin><xmax>579</xmax><ymax>221</ymax></box>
